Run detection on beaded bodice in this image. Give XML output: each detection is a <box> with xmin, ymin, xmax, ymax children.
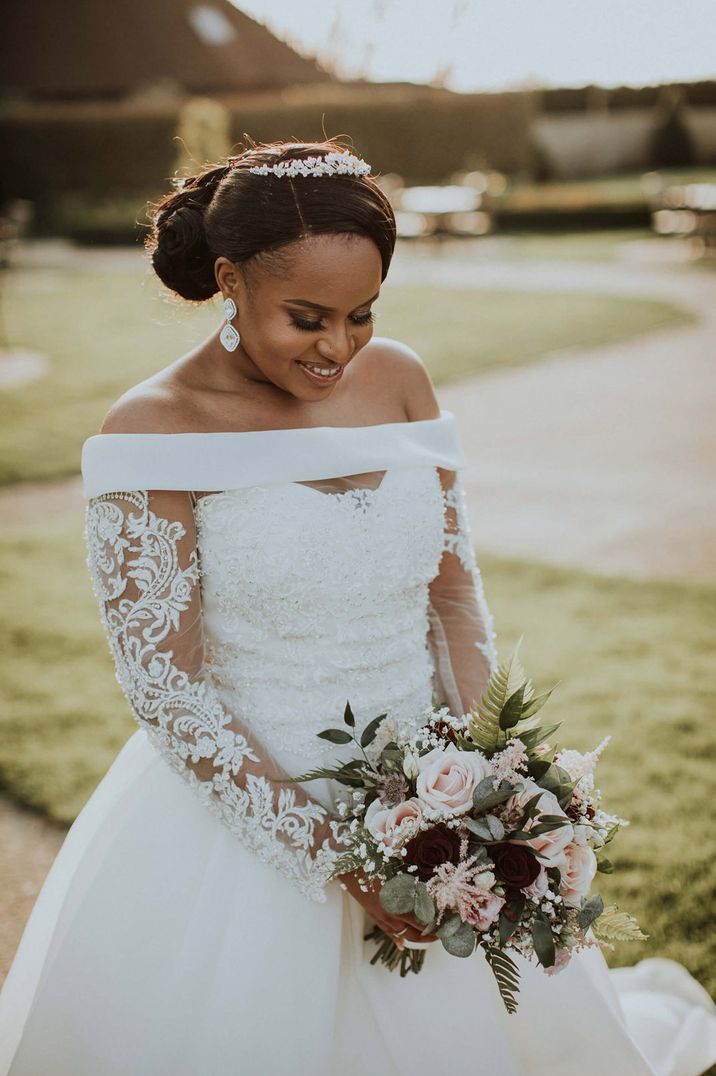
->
<box><xmin>195</xmin><ymin>466</ymin><xmax>446</xmax><ymax>762</ymax></box>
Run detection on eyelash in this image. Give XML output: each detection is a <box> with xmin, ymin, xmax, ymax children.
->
<box><xmin>291</xmin><ymin>311</ymin><xmax>376</xmax><ymax>333</ymax></box>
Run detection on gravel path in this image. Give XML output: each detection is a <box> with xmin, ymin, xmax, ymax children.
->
<box><xmin>1</xmin><ymin>243</ymin><xmax>714</xmax><ymax>987</ymax></box>
<box><xmin>389</xmin><ymin>247</ymin><xmax>716</xmax><ymax>584</ymax></box>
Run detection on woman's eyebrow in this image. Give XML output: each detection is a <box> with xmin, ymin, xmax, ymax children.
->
<box><xmin>283</xmin><ymin>291</ymin><xmax>380</xmax><ymax>313</ymax></box>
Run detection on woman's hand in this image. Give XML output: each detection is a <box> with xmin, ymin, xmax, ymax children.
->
<box><xmin>338</xmin><ymin>866</ymin><xmax>439</xmax><ymax>948</ymax></box>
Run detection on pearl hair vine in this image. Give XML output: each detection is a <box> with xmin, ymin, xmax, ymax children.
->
<box><xmin>171</xmin><ymin>151</ymin><xmax>371</xmax><ymax>191</ymax></box>
<box><xmin>247</xmin><ymin>151</ymin><xmax>372</xmax><ymax>178</ymax></box>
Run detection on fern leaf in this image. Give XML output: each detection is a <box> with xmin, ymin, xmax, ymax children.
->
<box><xmin>468</xmin><ymin>637</ymin><xmax>532</xmax><ymax>754</ymax></box>
<box><xmin>484</xmin><ymin>946</ymin><xmax>522</xmax><ymax>1014</ymax></box>
<box><xmin>591</xmin><ymin>905</ymin><xmax>648</xmax><ymax>942</ymax></box>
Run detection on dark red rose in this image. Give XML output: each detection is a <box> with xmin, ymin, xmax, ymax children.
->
<box><xmin>403</xmin><ymin>823</ymin><xmax>462</xmax><ymax>881</ymax></box>
<box><xmin>490</xmin><ymin>843</ymin><xmax>541</xmax><ymax>890</ymax></box>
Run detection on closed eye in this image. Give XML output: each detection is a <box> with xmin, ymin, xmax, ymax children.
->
<box><xmin>291</xmin><ymin>311</ymin><xmax>376</xmax><ymax>332</ymax></box>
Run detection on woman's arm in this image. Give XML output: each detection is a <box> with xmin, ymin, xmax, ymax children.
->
<box><xmin>85</xmin><ymin>486</ymin><xmax>347</xmax><ymax>903</ymax></box>
<box><xmin>398</xmin><ymin>342</ymin><xmax>498</xmax><ymax>716</ymax></box>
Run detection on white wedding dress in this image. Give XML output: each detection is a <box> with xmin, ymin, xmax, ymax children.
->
<box><xmin>1</xmin><ymin>409</ymin><xmax>715</xmax><ymax>1076</ymax></box>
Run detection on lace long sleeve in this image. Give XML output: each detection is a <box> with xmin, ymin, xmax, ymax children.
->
<box><xmin>84</xmin><ymin>487</ymin><xmax>347</xmax><ymax>903</ymax></box>
<box><xmin>427</xmin><ymin>468</ymin><xmax>499</xmax><ymax>718</ymax></box>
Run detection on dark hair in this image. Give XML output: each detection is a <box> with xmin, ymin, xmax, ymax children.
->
<box><xmin>145</xmin><ymin>135</ymin><xmax>396</xmax><ymax>302</ymax></box>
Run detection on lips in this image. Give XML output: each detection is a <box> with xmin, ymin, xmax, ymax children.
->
<box><xmin>296</xmin><ymin>360</ymin><xmax>344</xmax><ymax>384</ymax></box>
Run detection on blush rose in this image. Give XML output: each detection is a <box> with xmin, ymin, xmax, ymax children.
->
<box><xmin>364</xmin><ymin>796</ymin><xmax>423</xmax><ymax>850</ymax></box>
<box><xmin>415</xmin><ymin>746</ymin><xmax>491</xmax><ymax>817</ymax></box>
<box><xmin>560</xmin><ymin>842</ymin><xmax>598</xmax><ymax>907</ymax></box>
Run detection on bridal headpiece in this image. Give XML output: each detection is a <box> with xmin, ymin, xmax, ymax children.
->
<box><xmin>247</xmin><ymin>151</ymin><xmax>372</xmax><ymax>179</ymax></box>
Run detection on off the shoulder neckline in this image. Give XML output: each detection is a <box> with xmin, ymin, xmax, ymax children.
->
<box><xmin>83</xmin><ymin>409</ymin><xmax>454</xmax><ymax>444</ymax></box>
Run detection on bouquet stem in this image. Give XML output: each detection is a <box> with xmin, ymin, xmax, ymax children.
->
<box><xmin>364</xmin><ymin>925</ymin><xmax>427</xmax><ymax>976</ymax></box>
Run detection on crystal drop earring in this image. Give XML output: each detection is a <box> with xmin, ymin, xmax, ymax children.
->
<box><xmin>219</xmin><ymin>296</ymin><xmax>240</xmax><ymax>352</ymax></box>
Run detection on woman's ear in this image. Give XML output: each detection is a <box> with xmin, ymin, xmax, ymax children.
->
<box><xmin>214</xmin><ymin>257</ymin><xmax>244</xmax><ymax>300</ymax></box>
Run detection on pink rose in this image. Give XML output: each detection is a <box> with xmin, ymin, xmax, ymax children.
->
<box><xmin>523</xmin><ymin>865</ymin><xmax>549</xmax><ymax>902</ymax></box>
<box><xmin>461</xmin><ymin>887</ymin><xmax>506</xmax><ymax>932</ymax></box>
<box><xmin>545</xmin><ymin>947</ymin><xmax>572</xmax><ymax>976</ymax></box>
<box><xmin>364</xmin><ymin>796</ymin><xmax>423</xmax><ymax>850</ymax></box>
<box><xmin>560</xmin><ymin>842</ymin><xmax>597</xmax><ymax>906</ymax></box>
<box><xmin>508</xmin><ymin>782</ymin><xmax>574</xmax><ymax>869</ymax></box>
<box><xmin>416</xmin><ymin>746</ymin><xmax>491</xmax><ymax>817</ymax></box>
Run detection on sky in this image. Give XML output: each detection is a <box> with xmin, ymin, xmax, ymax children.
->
<box><xmin>233</xmin><ymin>0</ymin><xmax>716</xmax><ymax>93</ymax></box>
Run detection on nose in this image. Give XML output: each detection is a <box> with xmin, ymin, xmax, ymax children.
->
<box><xmin>316</xmin><ymin>323</ymin><xmax>354</xmax><ymax>364</ymax></box>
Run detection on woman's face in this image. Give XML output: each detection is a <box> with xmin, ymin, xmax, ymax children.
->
<box><xmin>215</xmin><ymin>233</ymin><xmax>383</xmax><ymax>399</ymax></box>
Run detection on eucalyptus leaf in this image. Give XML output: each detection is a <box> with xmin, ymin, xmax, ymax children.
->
<box><xmin>578</xmin><ymin>894</ymin><xmax>604</xmax><ymax>932</ymax></box>
<box><xmin>360</xmin><ymin>712</ymin><xmax>387</xmax><ymax>748</ymax></box>
<box><xmin>499</xmin><ymin>685</ymin><xmax>526</xmax><ymax>731</ymax></box>
<box><xmin>317</xmin><ymin>729</ymin><xmax>354</xmax><ymax>745</ymax></box>
<box><xmin>343</xmin><ymin>701</ymin><xmax>355</xmax><ymax>727</ymax></box>
<box><xmin>519</xmin><ymin>722</ymin><xmax>562</xmax><ymax>751</ymax></box>
<box><xmin>519</xmin><ymin>792</ymin><xmax>545</xmax><ymax>823</ymax></box>
<box><xmin>535</xmin><ymin>763</ymin><xmax>572</xmax><ymax>795</ymax></box>
<box><xmin>498</xmin><ymin>898</ymin><xmax>525</xmax><ymax>945</ymax></box>
<box><xmin>463</xmin><ymin>817</ymin><xmax>494</xmax><ymax>841</ymax></box>
<box><xmin>531</xmin><ymin>914</ymin><xmax>556</xmax><ymax>968</ymax></box>
<box><xmin>519</xmin><ymin>688</ymin><xmax>556</xmax><ymax>721</ymax></box>
<box><xmin>473</xmin><ymin>777</ymin><xmax>515</xmax><ymax>813</ymax></box>
<box><xmin>440</xmin><ymin>922</ymin><xmax>477</xmax><ymax>958</ymax></box>
<box><xmin>526</xmin><ymin>758</ymin><xmax>551</xmax><ymax>780</ymax></box>
<box><xmin>436</xmin><ymin>913</ymin><xmax>462</xmax><ymax>940</ymax></box>
<box><xmin>486</xmin><ymin>814</ymin><xmax>505</xmax><ymax>841</ymax></box>
<box><xmin>413</xmin><ymin>882</ymin><xmax>436</xmax><ymax>925</ymax></box>
<box><xmin>379</xmin><ymin>874</ymin><xmax>417</xmax><ymax>916</ymax></box>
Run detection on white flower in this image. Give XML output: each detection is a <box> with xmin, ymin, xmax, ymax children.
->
<box><xmin>402</xmin><ymin>750</ymin><xmax>420</xmax><ymax>781</ymax></box>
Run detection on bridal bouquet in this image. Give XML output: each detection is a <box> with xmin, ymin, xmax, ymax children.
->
<box><xmin>288</xmin><ymin>638</ymin><xmax>646</xmax><ymax>1013</ymax></box>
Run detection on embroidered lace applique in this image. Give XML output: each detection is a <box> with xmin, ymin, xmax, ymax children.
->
<box><xmin>85</xmin><ymin>490</ymin><xmax>346</xmax><ymax>903</ymax></box>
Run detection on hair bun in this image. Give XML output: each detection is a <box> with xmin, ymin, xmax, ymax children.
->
<box><xmin>150</xmin><ymin>202</ymin><xmax>218</xmax><ymax>301</ymax></box>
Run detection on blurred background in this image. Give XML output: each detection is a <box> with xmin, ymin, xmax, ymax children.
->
<box><xmin>0</xmin><ymin>0</ymin><xmax>714</xmax><ymax>1029</ymax></box>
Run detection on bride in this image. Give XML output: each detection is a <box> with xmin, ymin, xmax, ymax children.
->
<box><xmin>1</xmin><ymin>137</ymin><xmax>715</xmax><ymax>1075</ymax></box>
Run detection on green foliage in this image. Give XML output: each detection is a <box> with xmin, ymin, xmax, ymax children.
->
<box><xmin>379</xmin><ymin>874</ymin><xmax>417</xmax><ymax>916</ymax></box>
<box><xmin>579</xmin><ymin>894</ymin><xmax>605</xmax><ymax>932</ymax></box>
<box><xmin>484</xmin><ymin>946</ymin><xmax>521</xmax><ymax>1014</ymax></box>
<box><xmin>592</xmin><ymin>905</ymin><xmax>649</xmax><ymax>943</ymax></box>
<box><xmin>439</xmin><ymin>920</ymin><xmax>477</xmax><ymax>958</ymax></box>
<box><xmin>468</xmin><ymin>636</ymin><xmax>559</xmax><ymax>755</ymax></box>
<box><xmin>316</xmin><ymin>728</ymin><xmax>353</xmax><ymax>745</ymax></box>
<box><xmin>360</xmin><ymin>713</ymin><xmax>387</xmax><ymax>748</ymax></box>
<box><xmin>531</xmin><ymin>912</ymin><xmax>556</xmax><ymax>968</ymax></box>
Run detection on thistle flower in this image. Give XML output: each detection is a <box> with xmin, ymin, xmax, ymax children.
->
<box><xmin>377</xmin><ymin>772</ymin><xmax>410</xmax><ymax>807</ymax></box>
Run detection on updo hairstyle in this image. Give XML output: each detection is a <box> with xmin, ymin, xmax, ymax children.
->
<box><xmin>145</xmin><ymin>135</ymin><xmax>397</xmax><ymax>302</ymax></box>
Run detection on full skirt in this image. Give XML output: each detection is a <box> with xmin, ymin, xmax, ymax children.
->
<box><xmin>1</xmin><ymin>730</ymin><xmax>715</xmax><ymax>1076</ymax></box>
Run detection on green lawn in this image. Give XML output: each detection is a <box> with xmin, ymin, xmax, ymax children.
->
<box><xmin>499</xmin><ymin>166</ymin><xmax>716</xmax><ymax>211</ymax></box>
<box><xmin>0</xmin><ymin>261</ymin><xmax>694</xmax><ymax>484</ymax></box>
<box><xmin>1</xmin><ymin>515</ymin><xmax>714</xmax><ymax>995</ymax></box>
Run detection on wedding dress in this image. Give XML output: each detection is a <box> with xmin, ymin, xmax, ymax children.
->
<box><xmin>1</xmin><ymin>409</ymin><xmax>715</xmax><ymax>1076</ymax></box>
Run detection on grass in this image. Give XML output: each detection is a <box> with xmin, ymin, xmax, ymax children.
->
<box><xmin>499</xmin><ymin>166</ymin><xmax>716</xmax><ymax>211</ymax></box>
<box><xmin>0</xmin><ymin>515</ymin><xmax>714</xmax><ymax>996</ymax></box>
<box><xmin>0</xmin><ymin>260</ymin><xmax>694</xmax><ymax>484</ymax></box>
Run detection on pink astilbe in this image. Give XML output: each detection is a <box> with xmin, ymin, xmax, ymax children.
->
<box><xmin>489</xmin><ymin>738</ymin><xmax>529</xmax><ymax>790</ymax></box>
<box><xmin>426</xmin><ymin>855</ymin><xmax>504</xmax><ymax>931</ymax></box>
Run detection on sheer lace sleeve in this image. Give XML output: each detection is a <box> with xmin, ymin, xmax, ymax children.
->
<box><xmin>84</xmin><ymin>487</ymin><xmax>347</xmax><ymax>903</ymax></box>
<box><xmin>427</xmin><ymin>467</ymin><xmax>499</xmax><ymax>718</ymax></box>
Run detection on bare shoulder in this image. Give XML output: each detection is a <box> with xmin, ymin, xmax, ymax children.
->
<box><xmin>362</xmin><ymin>336</ymin><xmax>441</xmax><ymax>422</ymax></box>
<box><xmin>99</xmin><ymin>379</ymin><xmax>194</xmax><ymax>435</ymax></box>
